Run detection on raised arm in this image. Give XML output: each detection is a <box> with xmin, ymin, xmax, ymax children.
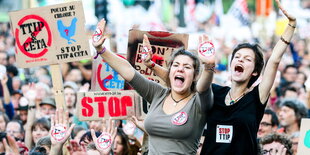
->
<box><xmin>196</xmin><ymin>35</ymin><xmax>215</xmax><ymax>93</ymax></box>
<box><xmin>24</xmin><ymin>83</ymin><xmax>37</xmax><ymax>149</ymax></box>
<box><xmin>259</xmin><ymin>0</ymin><xmax>296</xmax><ymax>103</ymax></box>
<box><xmin>142</xmin><ymin>34</ymin><xmax>168</xmax><ymax>80</ymax></box>
<box><xmin>93</xmin><ymin>19</ymin><xmax>135</xmax><ymax>82</ymax></box>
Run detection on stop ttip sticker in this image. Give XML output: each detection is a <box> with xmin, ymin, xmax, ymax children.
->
<box><xmin>51</xmin><ymin>124</ymin><xmax>67</xmax><ymax>141</ymax></box>
<box><xmin>199</xmin><ymin>41</ymin><xmax>215</xmax><ymax>57</ymax></box>
<box><xmin>97</xmin><ymin>132</ymin><xmax>112</xmax><ymax>150</ymax></box>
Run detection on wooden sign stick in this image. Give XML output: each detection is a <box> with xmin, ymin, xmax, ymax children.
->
<box><xmin>50</xmin><ymin>64</ymin><xmax>66</xmax><ymax>109</ymax></box>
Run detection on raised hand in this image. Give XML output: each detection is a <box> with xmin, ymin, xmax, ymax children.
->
<box><xmin>3</xmin><ymin>135</ymin><xmax>20</xmax><ymax>155</ymax></box>
<box><xmin>24</xmin><ymin>83</ymin><xmax>37</xmax><ymax>103</ymax></box>
<box><xmin>276</xmin><ymin>0</ymin><xmax>296</xmax><ymax>22</ymax></box>
<box><xmin>92</xmin><ymin>19</ymin><xmax>107</xmax><ymax>51</ymax></box>
<box><xmin>67</xmin><ymin>140</ymin><xmax>87</xmax><ymax>155</ymax></box>
<box><xmin>130</xmin><ymin>116</ymin><xmax>146</xmax><ymax>133</ymax></box>
<box><xmin>198</xmin><ymin>35</ymin><xmax>216</xmax><ymax>68</ymax></box>
<box><xmin>50</xmin><ymin>108</ymin><xmax>75</xmax><ymax>152</ymax></box>
<box><xmin>91</xmin><ymin>119</ymin><xmax>117</xmax><ymax>155</ymax></box>
<box><xmin>142</xmin><ymin>34</ymin><xmax>154</xmax><ymax>68</ymax></box>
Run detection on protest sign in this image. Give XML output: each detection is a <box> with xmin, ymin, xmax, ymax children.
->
<box><xmin>91</xmin><ymin>54</ymin><xmax>126</xmax><ymax>91</ymax></box>
<box><xmin>127</xmin><ymin>30</ymin><xmax>188</xmax><ymax>86</ymax></box>
<box><xmin>297</xmin><ymin>118</ymin><xmax>310</xmax><ymax>155</ymax></box>
<box><xmin>9</xmin><ymin>1</ymin><xmax>91</xmax><ymax>68</ymax></box>
<box><xmin>77</xmin><ymin>90</ymin><xmax>142</xmax><ymax>121</ymax></box>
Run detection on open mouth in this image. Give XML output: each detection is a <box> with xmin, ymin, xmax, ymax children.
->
<box><xmin>235</xmin><ymin>65</ymin><xmax>244</xmax><ymax>73</ymax></box>
<box><xmin>175</xmin><ymin>76</ymin><xmax>185</xmax><ymax>85</ymax></box>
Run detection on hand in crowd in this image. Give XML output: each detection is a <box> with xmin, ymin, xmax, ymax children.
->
<box><xmin>92</xmin><ymin>18</ymin><xmax>107</xmax><ymax>51</ymax></box>
<box><xmin>276</xmin><ymin>0</ymin><xmax>296</xmax><ymax>22</ymax></box>
<box><xmin>91</xmin><ymin>119</ymin><xmax>117</xmax><ymax>155</ymax></box>
<box><xmin>130</xmin><ymin>116</ymin><xmax>146</xmax><ymax>133</ymax></box>
<box><xmin>0</xmin><ymin>74</ymin><xmax>8</xmax><ymax>85</ymax></box>
<box><xmin>50</xmin><ymin>108</ymin><xmax>75</xmax><ymax>154</ymax></box>
<box><xmin>24</xmin><ymin>83</ymin><xmax>37</xmax><ymax>103</ymax></box>
<box><xmin>198</xmin><ymin>35</ymin><xmax>216</xmax><ymax>67</ymax></box>
<box><xmin>67</xmin><ymin>140</ymin><xmax>87</xmax><ymax>155</ymax></box>
<box><xmin>142</xmin><ymin>34</ymin><xmax>154</xmax><ymax>68</ymax></box>
<box><xmin>1</xmin><ymin>135</ymin><xmax>20</xmax><ymax>155</ymax></box>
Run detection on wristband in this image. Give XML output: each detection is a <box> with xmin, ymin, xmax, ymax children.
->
<box><xmin>280</xmin><ymin>36</ymin><xmax>290</xmax><ymax>45</ymax></box>
<box><xmin>94</xmin><ymin>47</ymin><xmax>106</xmax><ymax>59</ymax></box>
<box><xmin>288</xmin><ymin>23</ymin><xmax>296</xmax><ymax>29</ymax></box>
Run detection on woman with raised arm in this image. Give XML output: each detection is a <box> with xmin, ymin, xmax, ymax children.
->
<box><xmin>92</xmin><ymin>18</ymin><xmax>215</xmax><ymax>154</ymax></box>
<box><xmin>146</xmin><ymin>0</ymin><xmax>296</xmax><ymax>154</ymax></box>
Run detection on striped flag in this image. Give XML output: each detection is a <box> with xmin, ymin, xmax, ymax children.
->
<box><xmin>227</xmin><ymin>0</ymin><xmax>250</xmax><ymax>26</ymax></box>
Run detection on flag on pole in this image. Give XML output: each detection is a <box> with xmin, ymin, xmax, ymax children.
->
<box><xmin>256</xmin><ymin>0</ymin><xmax>273</xmax><ymax>16</ymax></box>
<box><xmin>227</xmin><ymin>0</ymin><xmax>250</xmax><ymax>26</ymax></box>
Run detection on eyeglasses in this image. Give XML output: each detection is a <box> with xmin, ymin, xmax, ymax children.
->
<box><xmin>262</xmin><ymin>148</ymin><xmax>276</xmax><ymax>155</ymax></box>
<box><xmin>260</xmin><ymin>122</ymin><xmax>272</xmax><ymax>127</ymax></box>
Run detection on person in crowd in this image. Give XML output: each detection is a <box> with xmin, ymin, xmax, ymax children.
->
<box><xmin>290</xmin><ymin>132</ymin><xmax>299</xmax><ymax>155</ymax></box>
<box><xmin>71</xmin><ymin>125</ymin><xmax>87</xmax><ymax>143</ymax></box>
<box><xmin>148</xmin><ymin>0</ymin><xmax>296</xmax><ymax>154</ymax></box>
<box><xmin>6</xmin><ymin>119</ymin><xmax>24</xmax><ymax>141</ymax></box>
<box><xmin>279</xmin><ymin>64</ymin><xmax>298</xmax><ymax>94</ymax></box>
<box><xmin>258</xmin><ymin>109</ymin><xmax>279</xmax><ymax>139</ymax></box>
<box><xmin>278</xmin><ymin>98</ymin><xmax>308</xmax><ymax>136</ymax></box>
<box><xmin>92</xmin><ymin>16</ymin><xmax>215</xmax><ymax>153</ymax></box>
<box><xmin>260</xmin><ymin>133</ymin><xmax>293</xmax><ymax>155</ymax></box>
<box><xmin>63</xmin><ymin>81</ymin><xmax>78</xmax><ymax>115</ymax></box>
<box><xmin>38</xmin><ymin>97</ymin><xmax>56</xmax><ymax>118</ymax></box>
<box><xmin>0</xmin><ymin>111</ymin><xmax>9</xmax><ymax>132</ymax></box>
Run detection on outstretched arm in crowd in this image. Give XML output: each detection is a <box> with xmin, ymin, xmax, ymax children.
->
<box><xmin>91</xmin><ymin>119</ymin><xmax>117</xmax><ymax>155</ymax></box>
<box><xmin>49</xmin><ymin>108</ymin><xmax>75</xmax><ymax>155</ymax></box>
<box><xmin>258</xmin><ymin>0</ymin><xmax>296</xmax><ymax>103</ymax></box>
<box><xmin>1</xmin><ymin>74</ymin><xmax>14</xmax><ymax>119</ymax></box>
<box><xmin>93</xmin><ymin>19</ymin><xmax>135</xmax><ymax>82</ymax></box>
<box><xmin>143</xmin><ymin>34</ymin><xmax>215</xmax><ymax>93</ymax></box>
<box><xmin>24</xmin><ymin>83</ymin><xmax>37</xmax><ymax>149</ymax></box>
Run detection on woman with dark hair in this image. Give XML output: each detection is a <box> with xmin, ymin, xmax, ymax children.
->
<box><xmin>91</xmin><ymin>18</ymin><xmax>215</xmax><ymax>154</ymax></box>
<box><xmin>148</xmin><ymin>0</ymin><xmax>296</xmax><ymax>154</ymax></box>
<box><xmin>113</xmin><ymin>128</ymin><xmax>130</xmax><ymax>155</ymax></box>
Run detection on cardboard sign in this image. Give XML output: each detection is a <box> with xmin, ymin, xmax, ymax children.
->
<box><xmin>91</xmin><ymin>54</ymin><xmax>126</xmax><ymax>91</ymax></box>
<box><xmin>127</xmin><ymin>30</ymin><xmax>189</xmax><ymax>86</ymax></box>
<box><xmin>297</xmin><ymin>118</ymin><xmax>310</xmax><ymax>155</ymax></box>
<box><xmin>77</xmin><ymin>90</ymin><xmax>142</xmax><ymax>121</ymax></box>
<box><xmin>9</xmin><ymin>1</ymin><xmax>91</xmax><ymax>68</ymax></box>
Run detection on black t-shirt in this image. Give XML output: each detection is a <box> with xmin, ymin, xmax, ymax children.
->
<box><xmin>201</xmin><ymin>84</ymin><xmax>267</xmax><ymax>155</ymax></box>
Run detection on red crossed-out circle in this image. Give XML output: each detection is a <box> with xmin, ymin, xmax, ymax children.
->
<box><xmin>15</xmin><ymin>15</ymin><xmax>52</xmax><ymax>58</ymax></box>
<box><xmin>97</xmin><ymin>54</ymin><xmax>126</xmax><ymax>91</ymax></box>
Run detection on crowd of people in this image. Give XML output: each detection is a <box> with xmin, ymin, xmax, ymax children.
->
<box><xmin>0</xmin><ymin>0</ymin><xmax>309</xmax><ymax>154</ymax></box>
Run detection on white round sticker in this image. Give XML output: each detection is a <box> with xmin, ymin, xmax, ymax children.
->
<box><xmin>171</xmin><ymin>112</ymin><xmax>188</xmax><ymax>125</ymax></box>
<box><xmin>97</xmin><ymin>132</ymin><xmax>112</xmax><ymax>150</ymax></box>
<box><xmin>51</xmin><ymin>124</ymin><xmax>67</xmax><ymax>141</ymax></box>
<box><xmin>92</xmin><ymin>28</ymin><xmax>102</xmax><ymax>42</ymax></box>
<box><xmin>199</xmin><ymin>42</ymin><xmax>215</xmax><ymax>57</ymax></box>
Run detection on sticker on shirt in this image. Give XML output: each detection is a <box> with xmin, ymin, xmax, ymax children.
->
<box><xmin>216</xmin><ymin>125</ymin><xmax>233</xmax><ymax>143</ymax></box>
<box><xmin>171</xmin><ymin>112</ymin><xmax>188</xmax><ymax>125</ymax></box>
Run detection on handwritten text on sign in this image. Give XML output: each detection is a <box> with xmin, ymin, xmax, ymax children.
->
<box><xmin>9</xmin><ymin>1</ymin><xmax>91</xmax><ymax>68</ymax></box>
<box><xmin>77</xmin><ymin>91</ymin><xmax>137</xmax><ymax>121</ymax></box>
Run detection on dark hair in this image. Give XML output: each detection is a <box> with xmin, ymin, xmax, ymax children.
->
<box><xmin>283</xmin><ymin>64</ymin><xmax>298</xmax><ymax>74</ymax></box>
<box><xmin>282</xmin><ymin>86</ymin><xmax>298</xmax><ymax>97</ymax></box>
<box><xmin>230</xmin><ymin>43</ymin><xmax>264</xmax><ymax>88</ymax></box>
<box><xmin>280</xmin><ymin>98</ymin><xmax>308</xmax><ymax>127</ymax></box>
<box><xmin>264</xmin><ymin>109</ymin><xmax>279</xmax><ymax>127</ymax></box>
<box><xmin>165</xmin><ymin>49</ymin><xmax>200</xmax><ymax>92</ymax></box>
<box><xmin>36</xmin><ymin>136</ymin><xmax>51</xmax><ymax>148</ymax></box>
<box><xmin>71</xmin><ymin>125</ymin><xmax>86</xmax><ymax>139</ymax></box>
<box><xmin>260</xmin><ymin>133</ymin><xmax>293</xmax><ymax>155</ymax></box>
<box><xmin>116</xmin><ymin>128</ymin><xmax>130</xmax><ymax>155</ymax></box>
<box><xmin>79</xmin><ymin>130</ymin><xmax>101</xmax><ymax>145</ymax></box>
<box><xmin>31</xmin><ymin>118</ymin><xmax>51</xmax><ymax>133</ymax></box>
<box><xmin>29</xmin><ymin>146</ymin><xmax>47</xmax><ymax>155</ymax></box>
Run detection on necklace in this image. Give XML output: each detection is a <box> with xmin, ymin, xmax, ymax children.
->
<box><xmin>171</xmin><ymin>93</ymin><xmax>192</xmax><ymax>106</ymax></box>
<box><xmin>228</xmin><ymin>89</ymin><xmax>248</xmax><ymax>105</ymax></box>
